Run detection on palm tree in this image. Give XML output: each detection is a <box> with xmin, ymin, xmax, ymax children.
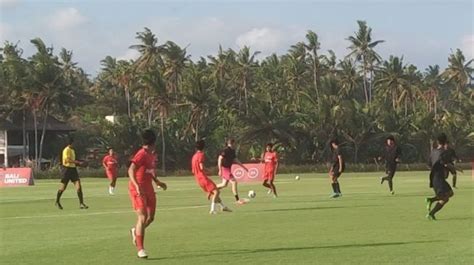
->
<box><xmin>208</xmin><ymin>45</ymin><xmax>232</xmax><ymax>97</ymax></box>
<box><xmin>303</xmin><ymin>30</ymin><xmax>321</xmax><ymax>101</ymax></box>
<box><xmin>129</xmin><ymin>27</ymin><xmax>164</xmax><ymax>71</ymax></box>
<box><xmin>162</xmin><ymin>41</ymin><xmax>190</xmax><ymax>103</ymax></box>
<box><xmin>1</xmin><ymin>42</ymin><xmax>30</xmax><ymax>165</ymax></box>
<box><xmin>422</xmin><ymin>65</ymin><xmax>442</xmax><ymax>116</ymax></box>
<box><xmin>337</xmin><ymin>58</ymin><xmax>360</xmax><ymax>99</ymax></box>
<box><xmin>235</xmin><ymin>46</ymin><xmax>260</xmax><ymax>115</ymax></box>
<box><xmin>182</xmin><ymin>65</ymin><xmax>213</xmax><ymax>141</ymax></box>
<box><xmin>375</xmin><ymin>56</ymin><xmax>407</xmax><ymax>111</ymax></box>
<box><xmin>283</xmin><ymin>48</ymin><xmax>307</xmax><ymax>110</ymax></box>
<box><xmin>346</xmin><ymin>20</ymin><xmax>384</xmax><ymax>106</ymax></box>
<box><xmin>441</xmin><ymin>49</ymin><xmax>473</xmax><ymax>100</ymax></box>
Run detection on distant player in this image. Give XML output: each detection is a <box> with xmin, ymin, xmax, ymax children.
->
<box><xmin>55</xmin><ymin>137</ymin><xmax>88</xmax><ymax>210</ymax></box>
<box><xmin>425</xmin><ymin>133</ymin><xmax>454</xmax><ymax>220</ymax></box>
<box><xmin>102</xmin><ymin>147</ymin><xmax>119</xmax><ymax>195</ymax></box>
<box><xmin>216</xmin><ymin>138</ymin><xmax>249</xmax><ymax>205</ymax></box>
<box><xmin>378</xmin><ymin>135</ymin><xmax>401</xmax><ymax>195</ymax></box>
<box><xmin>128</xmin><ymin>129</ymin><xmax>167</xmax><ymax>258</ymax></box>
<box><xmin>261</xmin><ymin>143</ymin><xmax>278</xmax><ymax>197</ymax></box>
<box><xmin>192</xmin><ymin>140</ymin><xmax>231</xmax><ymax>214</ymax></box>
<box><xmin>329</xmin><ymin>139</ymin><xmax>344</xmax><ymax>198</ymax></box>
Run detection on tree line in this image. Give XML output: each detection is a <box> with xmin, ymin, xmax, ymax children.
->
<box><xmin>1</xmin><ymin>21</ymin><xmax>473</xmax><ymax>172</ymax></box>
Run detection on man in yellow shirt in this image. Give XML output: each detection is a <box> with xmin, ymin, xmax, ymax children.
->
<box><xmin>55</xmin><ymin>138</ymin><xmax>88</xmax><ymax>210</ymax></box>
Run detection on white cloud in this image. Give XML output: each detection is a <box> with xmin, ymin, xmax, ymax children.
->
<box><xmin>117</xmin><ymin>49</ymin><xmax>140</xmax><ymax>61</ymax></box>
<box><xmin>48</xmin><ymin>7</ymin><xmax>88</xmax><ymax>31</ymax></box>
<box><xmin>461</xmin><ymin>34</ymin><xmax>474</xmax><ymax>59</ymax></box>
<box><xmin>236</xmin><ymin>27</ymin><xmax>284</xmax><ymax>53</ymax></box>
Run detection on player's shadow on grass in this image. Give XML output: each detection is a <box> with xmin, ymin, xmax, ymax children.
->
<box><xmin>440</xmin><ymin>217</ymin><xmax>472</xmax><ymax>221</ymax></box>
<box><xmin>149</xmin><ymin>240</ymin><xmax>445</xmax><ymax>261</ymax></box>
<box><xmin>262</xmin><ymin>205</ymin><xmax>382</xmax><ymax>212</ymax></box>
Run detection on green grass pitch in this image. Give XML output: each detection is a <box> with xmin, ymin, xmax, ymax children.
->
<box><xmin>1</xmin><ymin>171</ymin><xmax>473</xmax><ymax>265</ymax></box>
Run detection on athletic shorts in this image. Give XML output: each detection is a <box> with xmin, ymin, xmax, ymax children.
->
<box><xmin>196</xmin><ymin>174</ymin><xmax>217</xmax><ymax>199</ymax></box>
<box><xmin>263</xmin><ymin>170</ymin><xmax>275</xmax><ymax>181</ymax></box>
<box><xmin>433</xmin><ymin>177</ymin><xmax>453</xmax><ymax>197</ymax></box>
<box><xmin>331</xmin><ymin>166</ymin><xmax>343</xmax><ymax>178</ymax></box>
<box><xmin>105</xmin><ymin>169</ymin><xmax>118</xmax><ymax>180</ymax></box>
<box><xmin>385</xmin><ymin>164</ymin><xmax>397</xmax><ymax>177</ymax></box>
<box><xmin>221</xmin><ymin>167</ymin><xmax>235</xmax><ymax>181</ymax></box>
<box><xmin>61</xmin><ymin>167</ymin><xmax>80</xmax><ymax>184</ymax></box>
<box><xmin>128</xmin><ymin>182</ymin><xmax>156</xmax><ymax>213</ymax></box>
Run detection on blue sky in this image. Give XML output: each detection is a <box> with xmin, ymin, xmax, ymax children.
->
<box><xmin>1</xmin><ymin>0</ymin><xmax>473</xmax><ymax>75</ymax></box>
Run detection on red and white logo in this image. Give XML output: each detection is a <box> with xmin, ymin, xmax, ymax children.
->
<box><xmin>0</xmin><ymin>168</ymin><xmax>34</xmax><ymax>187</ymax></box>
<box><xmin>231</xmin><ymin>163</ymin><xmax>264</xmax><ymax>182</ymax></box>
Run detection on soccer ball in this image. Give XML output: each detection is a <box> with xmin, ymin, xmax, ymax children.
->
<box><xmin>248</xmin><ymin>190</ymin><xmax>256</xmax><ymax>198</ymax></box>
<box><xmin>295</xmin><ymin>175</ymin><xmax>300</xmax><ymax>180</ymax></box>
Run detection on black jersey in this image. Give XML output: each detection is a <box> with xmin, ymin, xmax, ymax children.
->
<box><xmin>430</xmin><ymin>149</ymin><xmax>454</xmax><ymax>195</ymax></box>
<box><xmin>383</xmin><ymin>144</ymin><xmax>401</xmax><ymax>167</ymax></box>
<box><xmin>220</xmin><ymin>146</ymin><xmax>236</xmax><ymax>168</ymax></box>
<box><xmin>331</xmin><ymin>147</ymin><xmax>345</xmax><ymax>171</ymax></box>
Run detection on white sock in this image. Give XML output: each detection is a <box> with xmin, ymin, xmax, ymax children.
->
<box><xmin>210</xmin><ymin>202</ymin><xmax>216</xmax><ymax>212</ymax></box>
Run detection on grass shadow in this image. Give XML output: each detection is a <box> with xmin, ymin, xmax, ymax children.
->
<box><xmin>156</xmin><ymin>240</ymin><xmax>444</xmax><ymax>261</ymax></box>
<box><xmin>262</xmin><ymin>205</ymin><xmax>382</xmax><ymax>213</ymax></box>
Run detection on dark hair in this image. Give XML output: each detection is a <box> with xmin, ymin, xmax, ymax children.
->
<box><xmin>196</xmin><ymin>140</ymin><xmax>205</xmax><ymax>150</ymax></box>
<box><xmin>386</xmin><ymin>135</ymin><xmax>395</xmax><ymax>141</ymax></box>
<box><xmin>266</xmin><ymin>143</ymin><xmax>274</xmax><ymax>148</ymax></box>
<box><xmin>142</xmin><ymin>129</ymin><xmax>156</xmax><ymax>145</ymax></box>
<box><xmin>330</xmin><ymin>138</ymin><xmax>339</xmax><ymax>146</ymax></box>
<box><xmin>68</xmin><ymin>137</ymin><xmax>74</xmax><ymax>145</ymax></box>
<box><xmin>437</xmin><ymin>133</ymin><xmax>448</xmax><ymax>145</ymax></box>
<box><xmin>107</xmin><ymin>147</ymin><xmax>113</xmax><ymax>151</ymax></box>
<box><xmin>226</xmin><ymin>138</ymin><xmax>235</xmax><ymax>145</ymax></box>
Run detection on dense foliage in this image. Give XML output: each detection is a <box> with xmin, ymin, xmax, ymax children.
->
<box><xmin>1</xmin><ymin>21</ymin><xmax>473</xmax><ymax>172</ymax></box>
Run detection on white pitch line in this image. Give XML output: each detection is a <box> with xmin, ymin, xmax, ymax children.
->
<box><xmin>0</xmin><ymin>205</ymin><xmax>207</xmax><ymax>220</ymax></box>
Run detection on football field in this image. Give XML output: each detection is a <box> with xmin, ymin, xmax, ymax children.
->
<box><xmin>1</xmin><ymin>171</ymin><xmax>473</xmax><ymax>265</ymax></box>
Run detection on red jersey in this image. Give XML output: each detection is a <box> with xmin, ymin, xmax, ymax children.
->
<box><xmin>191</xmin><ymin>151</ymin><xmax>206</xmax><ymax>177</ymax></box>
<box><xmin>263</xmin><ymin>151</ymin><xmax>278</xmax><ymax>172</ymax></box>
<box><xmin>130</xmin><ymin>148</ymin><xmax>156</xmax><ymax>187</ymax></box>
<box><xmin>103</xmin><ymin>155</ymin><xmax>118</xmax><ymax>171</ymax></box>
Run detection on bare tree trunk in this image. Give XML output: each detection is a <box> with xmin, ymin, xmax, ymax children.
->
<box><xmin>354</xmin><ymin>143</ymin><xmax>359</xmax><ymax>163</ymax></box>
<box><xmin>404</xmin><ymin>97</ymin><xmax>408</xmax><ymax>116</ymax></box>
<box><xmin>362</xmin><ymin>57</ymin><xmax>369</xmax><ymax>106</ymax></box>
<box><xmin>243</xmin><ymin>78</ymin><xmax>248</xmax><ymax>115</ymax></box>
<box><xmin>38</xmin><ymin>105</ymin><xmax>49</xmax><ymax>170</ymax></box>
<box><xmin>195</xmin><ymin>119</ymin><xmax>199</xmax><ymax>142</ymax></box>
<box><xmin>313</xmin><ymin>50</ymin><xmax>320</xmax><ymax>103</ymax></box>
<box><xmin>126</xmin><ymin>88</ymin><xmax>131</xmax><ymax>118</ymax></box>
<box><xmin>22</xmin><ymin>109</ymin><xmax>27</xmax><ymax>166</ymax></box>
<box><xmin>32</xmin><ymin>110</ymin><xmax>38</xmax><ymax>169</ymax></box>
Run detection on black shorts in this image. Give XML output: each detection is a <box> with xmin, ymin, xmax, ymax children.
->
<box><xmin>385</xmin><ymin>164</ymin><xmax>397</xmax><ymax>178</ymax></box>
<box><xmin>61</xmin><ymin>167</ymin><xmax>80</xmax><ymax>184</ymax></box>
<box><xmin>331</xmin><ymin>166</ymin><xmax>343</xmax><ymax>178</ymax></box>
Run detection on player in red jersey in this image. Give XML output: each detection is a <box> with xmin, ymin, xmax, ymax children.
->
<box><xmin>192</xmin><ymin>140</ymin><xmax>231</xmax><ymax>214</ymax></box>
<box><xmin>261</xmin><ymin>143</ymin><xmax>279</xmax><ymax>197</ymax></box>
<box><xmin>128</xmin><ymin>130</ymin><xmax>167</xmax><ymax>259</ymax></box>
<box><xmin>102</xmin><ymin>147</ymin><xmax>119</xmax><ymax>195</ymax></box>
